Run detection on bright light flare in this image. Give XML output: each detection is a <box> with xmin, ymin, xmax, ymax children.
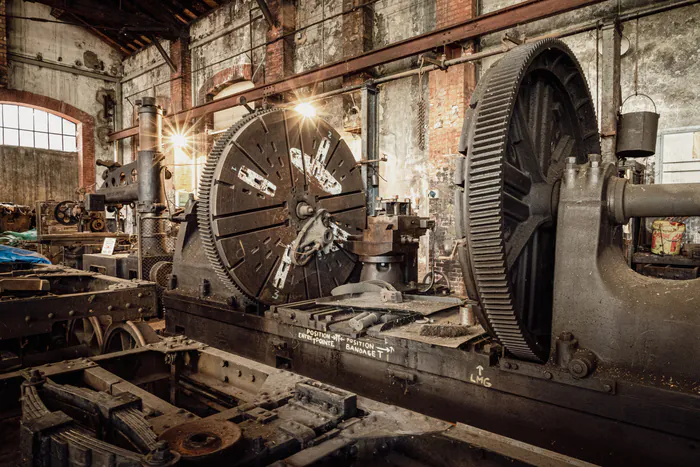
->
<box><xmin>170</xmin><ymin>133</ymin><xmax>189</xmax><ymax>149</ymax></box>
<box><xmin>294</xmin><ymin>102</ymin><xmax>317</xmax><ymax>118</ymax></box>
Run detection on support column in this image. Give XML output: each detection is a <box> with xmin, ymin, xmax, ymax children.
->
<box><xmin>427</xmin><ymin>0</ymin><xmax>477</xmax><ymax>296</ymax></box>
<box><xmin>169</xmin><ymin>37</ymin><xmax>192</xmax><ymax>113</ymax></box>
<box><xmin>265</xmin><ymin>0</ymin><xmax>296</xmax><ymax>83</ymax></box>
<box><xmin>600</xmin><ymin>20</ymin><xmax>622</xmax><ymax>163</ymax></box>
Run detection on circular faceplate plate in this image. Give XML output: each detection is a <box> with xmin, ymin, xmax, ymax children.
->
<box><xmin>198</xmin><ymin>109</ymin><xmax>366</xmax><ymax>306</ymax></box>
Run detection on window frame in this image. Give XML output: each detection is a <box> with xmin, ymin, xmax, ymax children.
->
<box><xmin>0</xmin><ymin>103</ymin><xmax>78</xmax><ymax>153</ymax></box>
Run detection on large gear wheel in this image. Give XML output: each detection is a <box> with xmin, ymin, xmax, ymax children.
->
<box><xmin>198</xmin><ymin>108</ymin><xmax>366</xmax><ymax>306</ymax></box>
<box><xmin>457</xmin><ymin>39</ymin><xmax>600</xmax><ymax>361</ymax></box>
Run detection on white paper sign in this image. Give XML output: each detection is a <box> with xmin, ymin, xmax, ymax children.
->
<box><xmin>101</xmin><ymin>237</ymin><xmax>117</xmax><ymax>255</ymax></box>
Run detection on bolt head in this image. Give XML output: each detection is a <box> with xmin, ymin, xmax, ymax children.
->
<box><xmin>47</xmin><ymin>313</ymin><xmax>54</xmax><ymax>319</ymax></box>
<box><xmin>543</xmin><ymin>371</ymin><xmax>553</xmax><ymax>380</ymax></box>
<box><xmin>68</xmin><ymin>310</ymin><xmax>75</xmax><ymax>316</ymax></box>
<box><xmin>603</xmin><ymin>384</ymin><xmax>613</xmax><ymax>392</ymax></box>
<box><xmin>503</xmin><ymin>362</ymin><xmax>511</xmax><ymax>369</ymax></box>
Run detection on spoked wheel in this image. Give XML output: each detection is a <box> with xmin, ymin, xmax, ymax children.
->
<box><xmin>457</xmin><ymin>39</ymin><xmax>600</xmax><ymax>362</ymax></box>
<box><xmin>67</xmin><ymin>316</ymin><xmax>108</xmax><ymax>356</ymax></box>
<box><xmin>102</xmin><ymin>321</ymin><xmax>160</xmax><ymax>354</ymax></box>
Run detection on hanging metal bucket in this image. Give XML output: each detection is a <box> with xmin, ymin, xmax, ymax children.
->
<box><xmin>616</xmin><ymin>93</ymin><xmax>659</xmax><ymax>158</ymax></box>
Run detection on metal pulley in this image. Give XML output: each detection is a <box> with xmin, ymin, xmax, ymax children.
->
<box><xmin>616</xmin><ymin>93</ymin><xmax>659</xmax><ymax>158</ymax></box>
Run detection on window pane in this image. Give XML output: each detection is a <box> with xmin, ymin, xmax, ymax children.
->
<box><xmin>62</xmin><ymin>119</ymin><xmax>76</xmax><ymax>136</ymax></box>
<box><xmin>35</xmin><ymin>132</ymin><xmax>48</xmax><ymax>149</ymax></box>
<box><xmin>63</xmin><ymin>135</ymin><xmax>77</xmax><ymax>152</ymax></box>
<box><xmin>48</xmin><ymin>113</ymin><xmax>62</xmax><ymax>133</ymax></box>
<box><xmin>0</xmin><ymin>129</ymin><xmax>4</xmax><ymax>145</ymax></box>
<box><xmin>49</xmin><ymin>133</ymin><xmax>63</xmax><ymax>150</ymax></box>
<box><xmin>3</xmin><ymin>105</ymin><xmax>18</xmax><ymax>128</ymax></box>
<box><xmin>34</xmin><ymin>110</ymin><xmax>48</xmax><ymax>132</ymax></box>
<box><xmin>4</xmin><ymin>128</ymin><xmax>19</xmax><ymax>146</ymax></box>
<box><xmin>19</xmin><ymin>130</ymin><xmax>34</xmax><ymax>148</ymax></box>
<box><xmin>18</xmin><ymin>107</ymin><xmax>34</xmax><ymax>130</ymax></box>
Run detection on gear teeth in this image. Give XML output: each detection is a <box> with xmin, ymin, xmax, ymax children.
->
<box><xmin>460</xmin><ymin>39</ymin><xmax>599</xmax><ymax>362</ymax></box>
<box><xmin>197</xmin><ymin>109</ymin><xmax>277</xmax><ymax>305</ymax></box>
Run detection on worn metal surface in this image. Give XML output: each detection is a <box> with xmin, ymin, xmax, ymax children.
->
<box><xmin>0</xmin><ymin>339</ymin><xmax>596</xmax><ymax>467</ymax></box>
<box><xmin>195</xmin><ymin>109</ymin><xmax>365</xmax><ymax>306</ymax></box>
<box><xmin>163</xmin><ymin>295</ymin><xmax>700</xmax><ymax>466</ymax></box>
<box><xmin>457</xmin><ymin>39</ymin><xmax>600</xmax><ymax>362</ymax></box>
<box><xmin>552</xmin><ymin>159</ymin><xmax>700</xmax><ymax>382</ymax></box>
<box><xmin>108</xmin><ymin>0</ymin><xmax>607</xmax><ymax>142</ymax></box>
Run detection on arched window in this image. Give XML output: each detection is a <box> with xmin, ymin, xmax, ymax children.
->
<box><xmin>0</xmin><ymin>104</ymin><xmax>77</xmax><ymax>152</ymax></box>
<box><xmin>212</xmin><ymin>81</ymin><xmax>255</xmax><ymax>133</ymax></box>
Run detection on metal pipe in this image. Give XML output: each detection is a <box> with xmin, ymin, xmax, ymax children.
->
<box><xmin>622</xmin><ymin>183</ymin><xmax>700</xmax><ymax>220</ymax></box>
<box><xmin>101</xmin><ymin>184</ymin><xmax>139</xmax><ymax>204</ymax></box>
<box><xmin>109</xmin><ymin>0</ymin><xmax>607</xmax><ymax>142</ymax></box>
<box><xmin>136</xmin><ymin>97</ymin><xmax>165</xmax><ymax>213</ymax></box>
<box><xmin>9</xmin><ymin>53</ymin><xmax>120</xmax><ymax>82</ymax></box>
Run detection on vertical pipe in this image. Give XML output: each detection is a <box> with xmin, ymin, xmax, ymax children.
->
<box><xmin>136</xmin><ymin>97</ymin><xmax>168</xmax><ymax>279</ymax></box>
<box><xmin>361</xmin><ymin>85</ymin><xmax>379</xmax><ymax>217</ymax></box>
<box><xmin>599</xmin><ymin>20</ymin><xmax>622</xmax><ymax>163</ymax></box>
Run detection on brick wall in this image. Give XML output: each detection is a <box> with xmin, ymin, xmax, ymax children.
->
<box><xmin>428</xmin><ymin>0</ymin><xmax>477</xmax><ymax>296</ymax></box>
<box><xmin>0</xmin><ymin>0</ymin><xmax>7</xmax><ymax>88</ymax></box>
<box><xmin>170</xmin><ymin>37</ymin><xmax>192</xmax><ymax>113</ymax></box>
<box><xmin>265</xmin><ymin>0</ymin><xmax>296</xmax><ymax>83</ymax></box>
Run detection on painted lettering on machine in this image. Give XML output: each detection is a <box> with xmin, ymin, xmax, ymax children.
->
<box><xmin>296</xmin><ymin>329</ymin><xmax>395</xmax><ymax>360</ymax></box>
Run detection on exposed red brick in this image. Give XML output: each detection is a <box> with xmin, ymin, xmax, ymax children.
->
<box><xmin>0</xmin><ymin>0</ymin><xmax>7</xmax><ymax>88</ymax></box>
<box><xmin>427</xmin><ymin>0</ymin><xmax>477</xmax><ymax>297</ymax></box>
<box><xmin>169</xmin><ymin>37</ymin><xmax>192</xmax><ymax>113</ymax></box>
<box><xmin>265</xmin><ymin>0</ymin><xmax>296</xmax><ymax>83</ymax></box>
<box><xmin>197</xmin><ymin>64</ymin><xmax>252</xmax><ymax>104</ymax></box>
<box><xmin>0</xmin><ymin>89</ymin><xmax>96</xmax><ymax>190</ymax></box>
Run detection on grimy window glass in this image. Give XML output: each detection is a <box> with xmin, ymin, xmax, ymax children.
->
<box><xmin>0</xmin><ymin>104</ymin><xmax>77</xmax><ymax>152</ymax></box>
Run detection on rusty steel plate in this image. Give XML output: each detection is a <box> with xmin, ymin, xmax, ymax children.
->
<box><xmin>159</xmin><ymin>419</ymin><xmax>242</xmax><ymax>461</ymax></box>
<box><xmin>198</xmin><ymin>109</ymin><xmax>366</xmax><ymax>306</ymax></box>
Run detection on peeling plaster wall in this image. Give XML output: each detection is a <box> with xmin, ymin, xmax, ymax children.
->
<box><xmin>480</xmin><ymin>0</ymin><xmax>700</xmax><ymax>241</ymax></box>
<box><xmin>120</xmin><ymin>42</ymin><xmax>172</xmax><ymax>164</ymax></box>
<box><xmin>7</xmin><ymin>1</ymin><xmax>121</xmax><ymax>184</ymax></box>
<box><xmin>0</xmin><ymin>146</ymin><xmax>78</xmax><ymax>205</ymax></box>
<box><xmin>479</xmin><ymin>0</ymin><xmax>700</xmax><ymax>131</ymax></box>
<box><xmin>190</xmin><ymin>1</ymin><xmax>267</xmax><ymax>105</ymax></box>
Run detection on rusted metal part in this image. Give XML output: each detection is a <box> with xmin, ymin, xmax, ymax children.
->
<box><xmin>0</xmin><ymin>202</ymin><xmax>34</xmax><ymax>232</ymax></box>
<box><xmin>0</xmin><ymin>278</ymin><xmax>50</xmax><ymax>293</ymax></box>
<box><xmin>160</xmin><ymin>419</ymin><xmax>242</xmax><ymax>461</ymax></box>
<box><xmin>108</xmin><ymin>0</ymin><xmax>606</xmax><ymax>142</ymax></box>
<box><xmin>346</xmin><ymin>198</ymin><xmax>433</xmax><ymax>289</ymax></box>
<box><xmin>3</xmin><ymin>339</ymin><xmax>598</xmax><ymax>466</ymax></box>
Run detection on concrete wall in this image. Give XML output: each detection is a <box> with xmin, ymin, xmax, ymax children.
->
<box><xmin>7</xmin><ymin>1</ymin><xmax>121</xmax><ymax>183</ymax></box>
<box><xmin>0</xmin><ymin>146</ymin><xmax>78</xmax><ymax>205</ymax></box>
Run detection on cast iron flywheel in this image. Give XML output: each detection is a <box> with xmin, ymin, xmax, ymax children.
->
<box><xmin>457</xmin><ymin>39</ymin><xmax>600</xmax><ymax>361</ymax></box>
<box><xmin>198</xmin><ymin>108</ymin><xmax>366</xmax><ymax>306</ymax></box>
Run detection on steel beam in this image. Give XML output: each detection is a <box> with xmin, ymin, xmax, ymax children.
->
<box><xmin>255</xmin><ymin>0</ymin><xmax>277</xmax><ymax>27</ymax></box>
<box><xmin>109</xmin><ymin>0</ymin><xmax>606</xmax><ymax>142</ymax></box>
<box><xmin>9</xmin><ymin>53</ymin><xmax>120</xmax><ymax>82</ymax></box>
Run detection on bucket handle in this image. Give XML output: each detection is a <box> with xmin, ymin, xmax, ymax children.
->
<box><xmin>620</xmin><ymin>93</ymin><xmax>657</xmax><ymax>114</ymax></box>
